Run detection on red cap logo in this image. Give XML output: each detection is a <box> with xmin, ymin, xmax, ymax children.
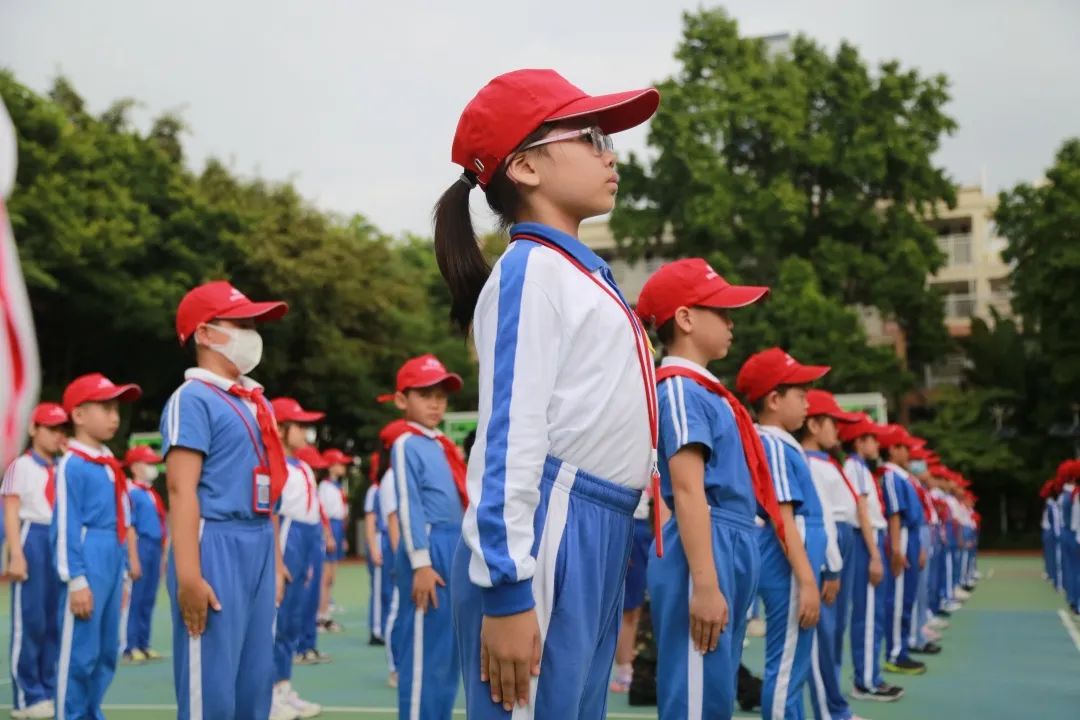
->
<box><xmin>735</xmin><ymin>348</ymin><xmax>830</xmax><ymax>403</ymax></box>
<box><xmin>636</xmin><ymin>258</ymin><xmax>769</xmax><ymax>328</ymax></box>
<box><xmin>62</xmin><ymin>373</ymin><xmax>142</xmax><ymax>414</ymax></box>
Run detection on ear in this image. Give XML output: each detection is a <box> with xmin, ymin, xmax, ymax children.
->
<box><xmin>673</xmin><ymin>306</ymin><xmax>693</xmax><ymax>335</ymax></box>
<box><xmin>764</xmin><ymin>389</ymin><xmax>781</xmax><ymax>414</ymax></box>
<box><xmin>506</xmin><ymin>151</ymin><xmax>542</xmax><ymax>189</ymax></box>
<box><xmin>393</xmin><ymin>391</ymin><xmax>408</xmax><ymax>412</ymax></box>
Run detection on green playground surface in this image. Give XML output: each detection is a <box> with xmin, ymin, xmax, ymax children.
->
<box><xmin>0</xmin><ymin>553</ymin><xmax>1075</xmax><ymax>719</ymax></box>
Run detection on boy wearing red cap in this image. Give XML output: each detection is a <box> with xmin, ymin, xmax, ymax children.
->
<box><xmin>53</xmin><ymin>373</ymin><xmax>143</xmax><ymax>720</ymax></box>
<box><xmin>879</xmin><ymin>426</ymin><xmax>927</xmax><ymax>676</ymax></box>
<box><xmin>634</xmin><ymin>259</ymin><xmax>781</xmax><ymax>718</ymax></box>
<box><xmin>2</xmin><ymin>402</ymin><xmax>67</xmax><ymax>718</ymax></box>
<box><xmin>270</xmin><ymin>398</ymin><xmax>331</xmax><ymax>717</ymax></box>
<box><xmin>161</xmin><ymin>280</ymin><xmax>290</xmax><ymax>720</ymax></box>
<box><xmin>838</xmin><ymin>417</ymin><xmax>901</xmax><ymax>702</ymax></box>
<box><xmin>317</xmin><ymin>448</ymin><xmax>351</xmax><ymax>634</ymax></box>
<box><xmin>798</xmin><ymin>391</ymin><xmax>868</xmax><ymax>720</ymax></box>
<box><xmin>435</xmin><ymin>69</ymin><xmax>661</xmax><ymax>720</ymax></box>
<box><xmin>294</xmin><ymin>444</ymin><xmax>336</xmax><ymax>666</ymax></box>
<box><xmin>122</xmin><ymin>445</ymin><xmax>168</xmax><ymax>664</ymax></box>
<box><xmin>384</xmin><ymin>354</ymin><xmax>466</xmax><ymax>720</ymax></box>
<box><xmin>734</xmin><ymin>348</ymin><xmax>831</xmax><ymax>720</ymax></box>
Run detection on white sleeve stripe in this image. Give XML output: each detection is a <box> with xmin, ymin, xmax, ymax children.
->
<box><xmin>774</xmin><ymin>437</ymin><xmax>791</xmax><ymax>499</ymax></box>
<box><xmin>393</xmin><ymin>437</ymin><xmax>416</xmax><ymax>555</ymax></box>
<box><xmin>1</xmin><ymin>457</ymin><xmax>19</xmax><ymax>494</ymax></box>
<box><xmin>675</xmin><ymin>378</ymin><xmax>689</xmax><ymax>445</ymax></box>
<box><xmin>885</xmin><ymin>474</ymin><xmax>900</xmax><ymax>511</ymax></box>
<box><xmin>55</xmin><ymin>455</ymin><xmax>71</xmax><ymax>581</ymax></box>
<box><xmin>664</xmin><ymin>380</ymin><xmax>682</xmax><ymax>447</ymax></box>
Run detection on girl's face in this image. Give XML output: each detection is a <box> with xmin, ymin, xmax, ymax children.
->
<box><xmin>807</xmin><ymin>415</ymin><xmax>839</xmax><ymax>450</ymax></box>
<box><xmin>855</xmin><ymin>434</ymin><xmax>880</xmax><ymax>461</ymax></box>
<box><xmin>30</xmin><ymin>424</ymin><xmax>66</xmax><ymax>455</ymax></box>
<box><xmin>510</xmin><ymin>118</ymin><xmax>619</xmax><ymax>223</ymax></box>
<box><xmin>283</xmin><ymin>423</ymin><xmax>309</xmax><ymax>452</ymax></box>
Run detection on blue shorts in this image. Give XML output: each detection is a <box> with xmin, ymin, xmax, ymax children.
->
<box><xmin>624</xmin><ymin>518</ymin><xmax>653</xmax><ymax>611</ymax></box>
<box><xmin>326</xmin><ymin>518</ymin><xmax>346</xmax><ymax>561</ymax></box>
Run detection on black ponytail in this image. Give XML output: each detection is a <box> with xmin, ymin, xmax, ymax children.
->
<box><xmin>433</xmin><ymin>123</ymin><xmax>555</xmax><ymax>333</ymax></box>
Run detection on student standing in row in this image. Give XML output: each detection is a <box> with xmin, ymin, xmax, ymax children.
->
<box><xmin>436</xmin><ymin>68</ymin><xmax>661</xmax><ymax>719</ymax></box>
<box><xmin>636</xmin><ymin>259</ymin><xmax>781</xmax><ymax>719</ymax></box>
<box><xmin>317</xmin><ymin>448</ymin><xmax>351</xmax><ymax>634</ymax></box>
<box><xmin>3</xmin><ymin>402</ymin><xmax>67</xmax><ymax>719</ymax></box>
<box><xmin>123</xmin><ymin>445</ymin><xmax>168</xmax><ymax>664</ymax></box>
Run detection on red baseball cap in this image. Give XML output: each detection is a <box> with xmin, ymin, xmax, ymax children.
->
<box><xmin>452</xmin><ymin>69</ymin><xmax>660</xmax><ymax>188</ymax></box>
<box><xmin>805</xmin><ymin>390</ymin><xmax>862</xmax><ymax>423</ymax></box>
<box><xmin>31</xmin><ymin>402</ymin><xmax>68</xmax><ymax>427</ymax></box>
<box><xmin>878</xmin><ymin>424</ymin><xmax>925</xmax><ymax>450</ymax></box>
<box><xmin>321</xmin><ymin>448</ymin><xmax>353</xmax><ymax>466</ymax></box>
<box><xmin>396</xmin><ymin>354</ymin><xmax>462</xmax><ymax>394</ymax></box>
<box><xmin>175</xmin><ymin>281</ymin><xmax>288</xmax><ymax>344</ymax></box>
<box><xmin>735</xmin><ymin>348</ymin><xmax>830</xmax><ymax>403</ymax></box>
<box><xmin>62</xmin><ymin>373</ymin><xmax>142</xmax><ymax>414</ymax></box>
<box><xmin>271</xmin><ymin>397</ymin><xmax>325</xmax><ymax>424</ymax></box>
<box><xmin>379</xmin><ymin>419</ymin><xmax>413</xmax><ymax>449</ymax></box>
<box><xmin>635</xmin><ymin>258</ymin><xmax>769</xmax><ymax>328</ymax></box>
<box><xmin>910</xmin><ymin>446</ymin><xmax>934</xmax><ymax>461</ymax></box>
<box><xmin>124</xmin><ymin>445</ymin><xmax>163</xmax><ymax>466</ymax></box>
<box><xmin>295</xmin><ymin>445</ymin><xmax>329</xmax><ymax>470</ymax></box>
<box><xmin>837</xmin><ymin>414</ymin><xmax>887</xmax><ymax>443</ymax></box>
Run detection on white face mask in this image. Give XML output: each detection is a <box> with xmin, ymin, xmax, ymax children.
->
<box><xmin>142</xmin><ymin>465</ymin><xmax>160</xmax><ymax>483</ymax></box>
<box><xmin>305</xmin><ymin>428</ymin><xmax>318</xmax><ymax>445</ymax></box>
<box><xmin>205</xmin><ymin>324</ymin><xmax>263</xmax><ymax>375</ymax></box>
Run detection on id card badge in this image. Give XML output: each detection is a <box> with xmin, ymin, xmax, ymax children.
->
<box><xmin>253</xmin><ymin>466</ymin><xmax>272</xmax><ymax>515</ymax></box>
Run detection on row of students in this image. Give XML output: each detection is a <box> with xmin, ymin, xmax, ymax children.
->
<box><xmin>420</xmin><ymin>67</ymin><xmax>988</xmax><ymax>720</ymax></box>
<box><xmin>1042</xmin><ymin>459</ymin><xmax>1080</xmax><ymax>613</ymax></box>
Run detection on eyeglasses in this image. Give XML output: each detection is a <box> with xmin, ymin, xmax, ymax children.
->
<box><xmin>519</xmin><ymin>126</ymin><xmax>614</xmax><ymax>156</ymax></box>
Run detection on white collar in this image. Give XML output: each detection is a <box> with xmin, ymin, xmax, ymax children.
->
<box><xmin>885</xmin><ymin>462</ymin><xmax>911</xmax><ymax>479</ymax></box>
<box><xmin>68</xmin><ymin>439</ymin><xmax>112</xmax><ymax>459</ymax></box>
<box><xmin>406</xmin><ymin>421</ymin><xmax>442</xmax><ymax>439</ymax></box>
<box><xmin>184</xmin><ymin>367</ymin><xmax>263</xmax><ymax>392</ymax></box>
<box><xmin>756</xmin><ymin>424</ymin><xmax>805</xmax><ymax>457</ymax></box>
<box><xmin>660</xmin><ymin>356</ymin><xmax>722</xmax><ymax>384</ymax></box>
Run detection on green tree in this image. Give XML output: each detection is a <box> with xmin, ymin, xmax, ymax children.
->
<box><xmin>996</xmin><ymin>138</ymin><xmax>1080</xmax><ymax>403</ymax></box>
<box><xmin>1</xmin><ymin>71</ymin><xmax>471</xmax><ymax>450</ymax></box>
<box><xmin>614</xmin><ymin>8</ymin><xmax>956</xmax><ymax>382</ymax></box>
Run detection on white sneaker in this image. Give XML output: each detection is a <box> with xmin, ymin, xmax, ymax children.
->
<box><xmin>747</xmin><ymin>618</ymin><xmax>766</xmax><ymax>638</ymax></box>
<box><xmin>271</xmin><ymin>684</ymin><xmax>301</xmax><ymax>720</ymax></box>
<box><xmin>945</xmin><ymin>601</ymin><xmax>963</xmax><ymax>612</ymax></box>
<box><xmin>387</xmin><ymin>671</ymin><xmax>399</xmax><ymax>688</ymax></box>
<box><xmin>286</xmin><ymin>688</ymin><xmax>322</xmax><ymax>718</ymax></box>
<box><xmin>954</xmin><ymin>588</ymin><xmax>971</xmax><ymax>600</ymax></box>
<box><xmin>928</xmin><ymin>617</ymin><xmax>949</xmax><ymax>630</ymax></box>
<box><xmin>13</xmin><ymin>700</ymin><xmax>54</xmax><ymax>719</ymax></box>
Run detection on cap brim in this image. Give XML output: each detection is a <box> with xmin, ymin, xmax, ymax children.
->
<box><xmin>697</xmin><ymin>284</ymin><xmax>770</xmax><ymax>310</ymax></box>
<box><xmin>217</xmin><ymin>300</ymin><xmax>289</xmax><ymax>324</ymax></box>
<box><xmin>781</xmin><ymin>364</ymin><xmax>831</xmax><ymax>386</ymax></box>
<box><xmin>547</xmin><ymin>88</ymin><xmax>660</xmax><ymax>135</ymax></box>
<box><xmin>830</xmin><ymin>408</ymin><xmax>864</xmax><ymax>423</ymax></box>
<box><xmin>91</xmin><ymin>384</ymin><xmax>143</xmax><ymax>405</ymax></box>
<box><xmin>411</xmin><ymin>373</ymin><xmax>463</xmax><ymax>394</ymax></box>
<box><xmin>290</xmin><ymin>410</ymin><xmax>325</xmax><ymax>423</ymax></box>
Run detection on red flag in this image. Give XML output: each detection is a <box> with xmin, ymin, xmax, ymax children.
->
<box><xmin>0</xmin><ymin>100</ymin><xmax>40</xmax><ymax>468</ymax></box>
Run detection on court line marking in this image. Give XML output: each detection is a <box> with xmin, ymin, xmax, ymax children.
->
<box><xmin>1058</xmin><ymin>609</ymin><xmax>1080</xmax><ymax>655</ymax></box>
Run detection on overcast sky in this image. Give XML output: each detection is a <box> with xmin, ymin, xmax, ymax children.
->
<box><xmin>3</xmin><ymin>1</ymin><xmax>1078</xmax><ymax>236</ymax></box>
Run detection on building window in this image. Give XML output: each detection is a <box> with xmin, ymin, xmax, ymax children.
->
<box><xmin>937</xmin><ymin>232</ymin><xmax>973</xmax><ymax>266</ymax></box>
<box><xmin>934</xmin><ymin>280</ymin><xmax>976</xmax><ymax>319</ymax></box>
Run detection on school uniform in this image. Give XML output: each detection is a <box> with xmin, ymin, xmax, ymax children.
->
<box><xmin>908</xmin><ymin>479</ymin><xmax>937</xmax><ymax>650</ymax></box>
<box><xmin>378</xmin><ymin>469</ymin><xmax>400</xmax><ymax>674</ymax></box>
<box><xmin>52</xmin><ymin>439</ymin><xmax>131</xmax><ymax>720</ymax></box>
<box><xmin>2</xmin><ymin>451</ymin><xmax>62</xmax><ymax>712</ymax></box>
<box><xmin>647</xmin><ymin>357</ymin><xmax>762</xmax><ymax>719</ymax></box>
<box><xmin>881</xmin><ymin>463</ymin><xmax>923</xmax><ymax>664</ymax></box>
<box><xmin>124</xmin><ymin>479</ymin><xmax>165</xmax><ymax>655</ymax></box>
<box><xmin>297</xmin><ymin>474</ymin><xmax>328</xmax><ymax>657</ymax></box>
<box><xmin>364</xmin><ymin>483</ymin><xmax>386</xmax><ymax>640</ymax></box>
<box><xmin>275</xmin><ymin>457</ymin><xmax>325</xmax><ymax>678</ymax></box>
<box><xmin>929</xmin><ymin>490</ymin><xmax>953</xmax><ymax>614</ymax></box>
<box><xmin>1041</xmin><ymin>499</ymin><xmax>1056</xmax><ymax>584</ymax></box>
<box><xmin>756</xmin><ymin>426</ymin><xmax>836</xmax><ymax>720</ymax></box>
<box><xmin>625</xmin><ymin>492</ymin><xmax>653</xmax><ymax>613</ymax></box>
<box><xmin>843</xmin><ymin>456</ymin><xmax>888</xmax><ymax>692</ymax></box>
<box><xmin>393</xmin><ymin>423</ymin><xmax>464</xmax><ymax>720</ymax></box>
<box><xmin>1059</xmin><ymin>485</ymin><xmax>1078</xmax><ymax>610</ymax></box>
<box><xmin>805</xmin><ymin>451</ymin><xmax>858</xmax><ymax>720</ymax></box>
<box><xmin>161</xmin><ymin>368</ymin><xmax>279</xmax><ymax>720</ymax></box>
<box><xmin>943</xmin><ymin>493</ymin><xmax>965</xmax><ymax>600</ymax></box>
<box><xmin>319</xmin><ymin>478</ymin><xmax>348</xmax><ymax>563</ymax></box>
<box><xmin>452</xmin><ymin>222</ymin><xmax>654</xmax><ymax>720</ymax></box>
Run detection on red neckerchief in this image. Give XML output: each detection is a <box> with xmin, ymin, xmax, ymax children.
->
<box><xmin>400</xmin><ymin>425</ymin><xmax>468</xmax><ymax>509</ymax></box>
<box><xmin>206</xmin><ymin>382</ymin><xmax>289</xmax><ymax>506</ymax></box>
<box><xmin>68</xmin><ymin>448</ymin><xmax>128</xmax><ymax>544</ymax></box>
<box><xmin>654</xmin><ymin>365</ymin><xmax>786</xmax><ymax>549</ymax></box>
<box><xmin>911</xmin><ymin>477</ymin><xmax>934</xmax><ymax>522</ymax></box>
<box><xmin>27</xmin><ymin>451</ymin><xmax>56</xmax><ymax>509</ymax></box>
<box><xmin>132</xmin><ymin>478</ymin><xmax>168</xmax><ymax>542</ymax></box>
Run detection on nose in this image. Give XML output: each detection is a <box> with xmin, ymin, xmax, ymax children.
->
<box><xmin>603</xmin><ymin>149</ymin><xmax>617</xmax><ymax>168</ymax></box>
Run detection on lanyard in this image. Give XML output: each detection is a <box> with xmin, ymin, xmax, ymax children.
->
<box><xmin>513</xmin><ymin>232</ymin><xmax>662</xmax><ymax>555</ymax></box>
<box><xmin>201</xmin><ymin>382</ymin><xmax>269</xmax><ymax>468</ymax></box>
